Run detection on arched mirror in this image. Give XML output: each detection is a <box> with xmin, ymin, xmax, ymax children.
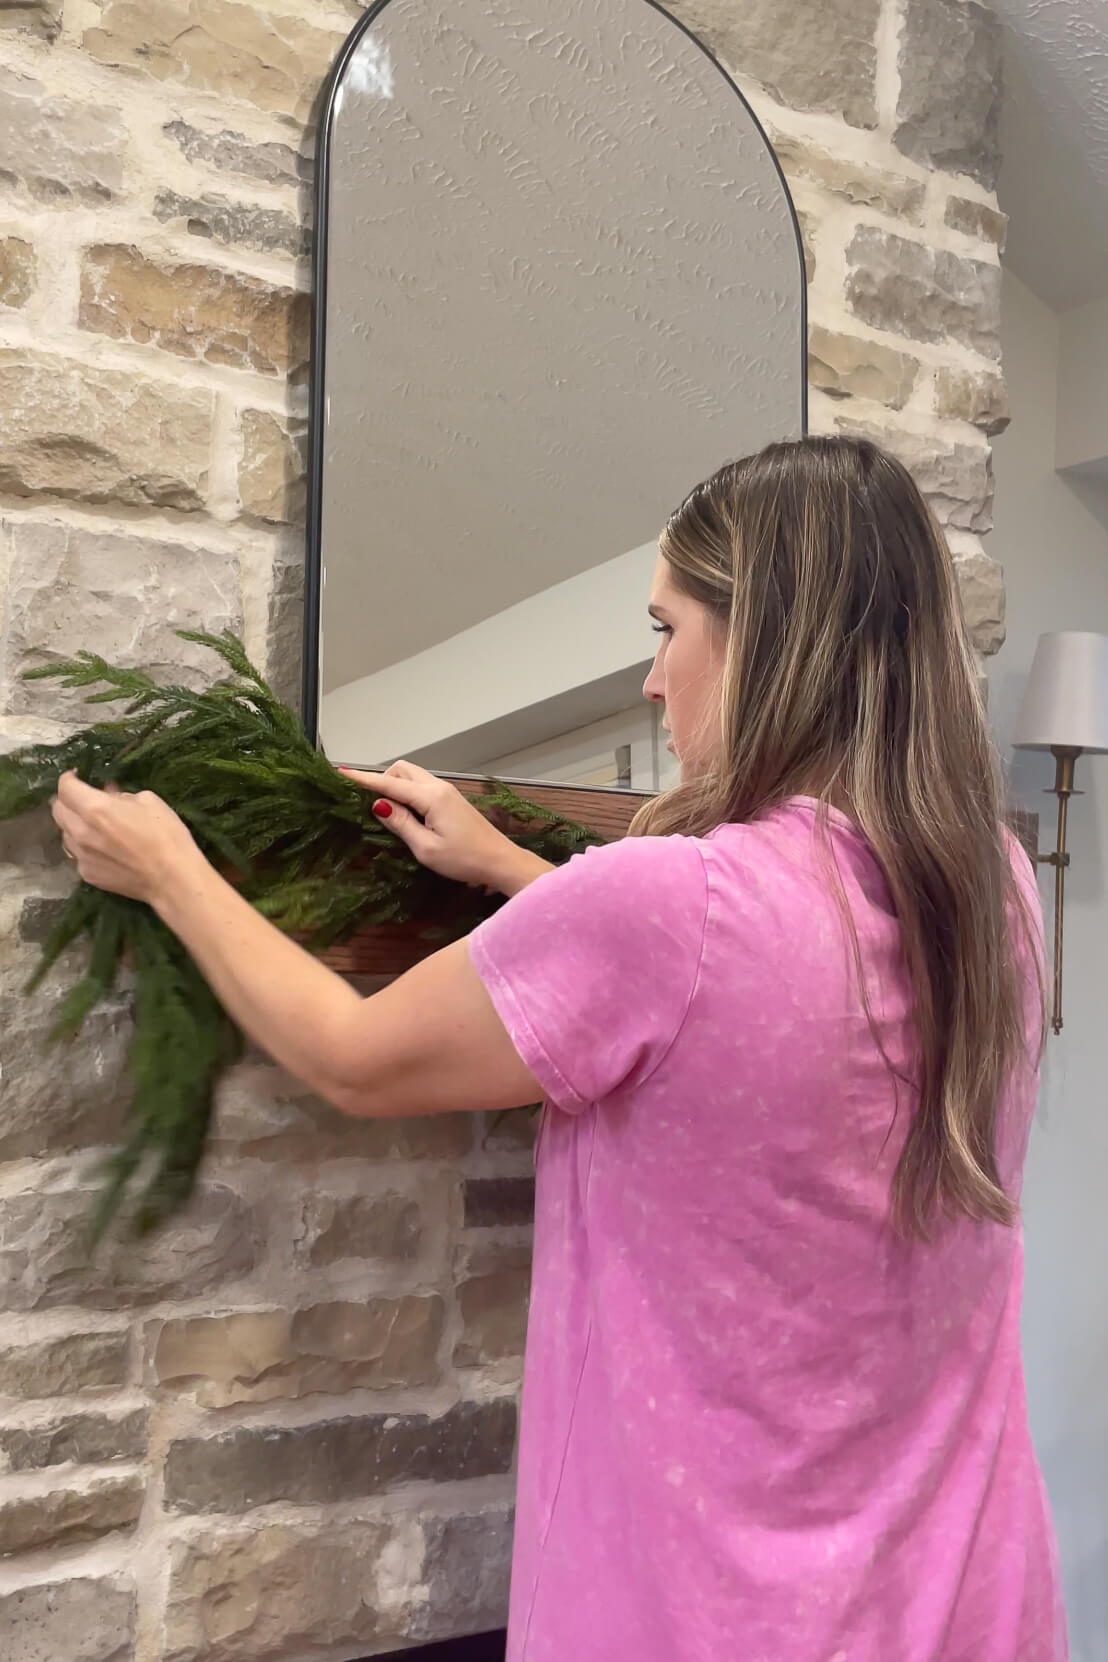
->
<box><xmin>304</xmin><ymin>0</ymin><xmax>806</xmax><ymax>795</ymax></box>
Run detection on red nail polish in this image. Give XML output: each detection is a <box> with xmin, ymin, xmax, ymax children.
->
<box><xmin>373</xmin><ymin>800</ymin><xmax>393</xmax><ymax>820</ymax></box>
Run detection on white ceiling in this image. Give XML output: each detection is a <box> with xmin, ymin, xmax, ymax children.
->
<box><xmin>994</xmin><ymin>0</ymin><xmax>1108</xmax><ymax>311</ymax></box>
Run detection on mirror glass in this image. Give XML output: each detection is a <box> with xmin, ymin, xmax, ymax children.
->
<box><xmin>308</xmin><ymin>0</ymin><xmax>806</xmax><ymax>792</ymax></box>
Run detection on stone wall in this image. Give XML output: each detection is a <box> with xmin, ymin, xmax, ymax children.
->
<box><xmin>0</xmin><ymin>1</ymin><xmax>1006</xmax><ymax>1658</ymax></box>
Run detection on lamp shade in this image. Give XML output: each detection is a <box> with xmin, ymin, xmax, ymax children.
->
<box><xmin>1013</xmin><ymin>631</ymin><xmax>1108</xmax><ymax>752</ymax></box>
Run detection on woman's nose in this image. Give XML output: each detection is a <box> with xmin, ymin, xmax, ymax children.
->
<box><xmin>643</xmin><ymin>659</ymin><xmax>665</xmax><ymax>703</ymax></box>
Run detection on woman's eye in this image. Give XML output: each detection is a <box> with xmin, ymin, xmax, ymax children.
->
<box><xmin>651</xmin><ymin>623</ymin><xmax>672</xmax><ymax>636</ymax></box>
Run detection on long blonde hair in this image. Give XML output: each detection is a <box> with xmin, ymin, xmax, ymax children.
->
<box><xmin>633</xmin><ymin>434</ymin><xmax>1043</xmax><ymax>1237</ymax></box>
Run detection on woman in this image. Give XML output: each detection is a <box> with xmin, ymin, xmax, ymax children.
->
<box><xmin>53</xmin><ymin>435</ymin><xmax>1065</xmax><ymax>1660</ymax></box>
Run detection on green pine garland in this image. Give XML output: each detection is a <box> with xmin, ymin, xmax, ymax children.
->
<box><xmin>0</xmin><ymin>631</ymin><xmax>606</xmax><ymax>1239</ymax></box>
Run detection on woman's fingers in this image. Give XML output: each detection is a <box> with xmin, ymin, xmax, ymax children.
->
<box><xmin>336</xmin><ymin>764</ymin><xmax>443</xmax><ymax>860</ymax></box>
<box><xmin>50</xmin><ymin>772</ymin><xmax>198</xmax><ymax>902</ymax></box>
<box><xmin>335</xmin><ymin>761</ymin><xmax>513</xmax><ymax>887</ymax></box>
<box><xmin>336</xmin><ymin>763</ymin><xmax>439</xmax><ymax>817</ymax></box>
<box><xmin>369</xmin><ymin>798</ymin><xmax>438</xmax><ymax>861</ymax></box>
<box><xmin>336</xmin><ymin>766</ymin><xmax>407</xmax><ymax>794</ymax></box>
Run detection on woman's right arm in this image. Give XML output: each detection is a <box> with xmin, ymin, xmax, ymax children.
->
<box><xmin>337</xmin><ymin>761</ymin><xmax>554</xmax><ymax>897</ymax></box>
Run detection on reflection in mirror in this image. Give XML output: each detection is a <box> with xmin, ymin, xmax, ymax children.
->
<box><xmin>307</xmin><ymin>0</ymin><xmax>806</xmax><ymax>792</ymax></box>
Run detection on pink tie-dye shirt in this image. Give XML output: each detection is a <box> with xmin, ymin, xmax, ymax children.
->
<box><xmin>468</xmin><ymin>799</ymin><xmax>1066</xmax><ymax>1662</ymax></box>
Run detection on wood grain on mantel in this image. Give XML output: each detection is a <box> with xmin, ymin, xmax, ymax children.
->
<box><xmin>315</xmin><ymin>780</ymin><xmax>1039</xmax><ymax>979</ymax></box>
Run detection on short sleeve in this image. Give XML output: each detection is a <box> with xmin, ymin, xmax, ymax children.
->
<box><xmin>468</xmin><ymin>834</ymin><xmax>708</xmax><ymax>1114</ymax></box>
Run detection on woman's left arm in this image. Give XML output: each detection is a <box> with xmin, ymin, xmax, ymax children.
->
<box><xmin>51</xmin><ymin>773</ymin><xmax>541</xmax><ymax>1119</ymax></box>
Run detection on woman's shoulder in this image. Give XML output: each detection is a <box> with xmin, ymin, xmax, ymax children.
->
<box><xmin>572</xmin><ymin>801</ymin><xmax>838</xmax><ymax>891</ymax></box>
<box><xmin>698</xmin><ymin>798</ymin><xmax>854</xmax><ymax>873</ymax></box>
<box><xmin>560</xmin><ymin>828</ymin><xmax>709</xmax><ymax>906</ymax></box>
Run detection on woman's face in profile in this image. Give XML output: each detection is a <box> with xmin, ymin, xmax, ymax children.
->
<box><xmin>642</xmin><ymin>552</ymin><xmax>725</xmax><ymax>776</ymax></box>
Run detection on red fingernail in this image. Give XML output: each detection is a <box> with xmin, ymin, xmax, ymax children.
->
<box><xmin>373</xmin><ymin>800</ymin><xmax>393</xmax><ymax>819</ymax></box>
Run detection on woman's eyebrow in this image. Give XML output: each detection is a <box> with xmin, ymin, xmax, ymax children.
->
<box><xmin>647</xmin><ymin>603</ymin><xmax>670</xmax><ymax>621</ymax></box>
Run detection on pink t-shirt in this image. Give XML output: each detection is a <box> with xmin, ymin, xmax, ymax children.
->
<box><xmin>468</xmin><ymin>799</ymin><xmax>1066</xmax><ymax>1662</ymax></box>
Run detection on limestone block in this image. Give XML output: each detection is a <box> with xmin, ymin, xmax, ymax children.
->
<box><xmin>0</xmin><ymin>521</ymin><xmax>241</xmax><ymax>721</ymax></box>
<box><xmin>0</xmin><ymin>815</ymin><xmax>50</xmax><ymax>871</ymax></box>
<box><xmin>954</xmin><ymin>548</ymin><xmax>1005</xmax><ymax>655</ymax></box>
<box><xmin>0</xmin><ymin>357</ymin><xmax>212</xmax><ymax>511</ymax></box>
<box><xmin>0</xmin><ymin>68</ymin><xmax>125</xmax><ymax>203</ymax></box>
<box><xmin>164</xmin><ymin>1397</ymin><xmax>518</xmax><ymax>1512</ymax></box>
<box><xmin>836</xmin><ymin>416</ymin><xmax>994</xmax><ymax>534</ymax></box>
<box><xmin>807</xmin><ymin>326</ymin><xmax>919</xmax><ymax>409</ymax></box>
<box><xmin>944</xmin><ymin>194</ymin><xmax>1007</xmax><ymax>250</ymax></box>
<box><xmin>0</xmin><ymin>1470</ymin><xmax>143</xmax><ymax>1555</ymax></box>
<box><xmin>238</xmin><ymin>410</ymin><xmax>306</xmax><ymax>524</ymax></box>
<box><xmin>934</xmin><ymin>364</ymin><xmax>1010</xmax><ymax>435</ymax></box>
<box><xmin>0</xmin><ymin>1576</ymin><xmax>135</xmax><ymax>1662</ymax></box>
<box><xmin>0</xmin><ymin>987</ymin><xmax>129</xmax><ymax>1162</ymax></box>
<box><xmin>79</xmin><ymin>247</ymin><xmax>310</xmax><ymax>379</ymax></box>
<box><xmin>895</xmin><ymin>0</ymin><xmax>1001</xmax><ymax>186</ymax></box>
<box><xmin>18</xmin><ymin>895</ymin><xmax>70</xmax><ymax>944</ymax></box>
<box><xmin>845</xmin><ymin>227</ymin><xmax>1000</xmax><ymax>358</ymax></box>
<box><xmin>772</xmin><ymin>132</ymin><xmax>926</xmax><ymax>220</ymax></box>
<box><xmin>411</xmin><ymin>1508</ymin><xmax>515</xmax><ymax>1645</ymax></box>
<box><xmin>83</xmin><ymin>0</ymin><xmax>346</xmax><ymax>125</ymax></box>
<box><xmin>670</xmin><ymin>0</ymin><xmax>880</xmax><ymax>128</ymax></box>
<box><xmin>153</xmin><ymin>1311</ymin><xmax>288</xmax><ymax>1405</ymax></box>
<box><xmin>0</xmin><ymin>1183</ymin><xmax>260</xmax><ymax>1312</ymax></box>
<box><xmin>262</xmin><ymin>545</ymin><xmax>304</xmax><ymax>712</ymax></box>
<box><xmin>455</xmin><ymin>1265</ymin><xmax>531</xmax><ymax>1368</ymax></box>
<box><xmin>152</xmin><ymin>1296</ymin><xmax>444</xmax><ymax>1407</ymax></box>
<box><xmin>0</xmin><ymin>1409</ymin><xmax>147</xmax><ymax>1472</ymax></box>
<box><xmin>0</xmin><ymin>0</ymin><xmax>62</xmax><ymax>39</ymax></box>
<box><xmin>295</xmin><ymin>1191</ymin><xmax>422</xmax><ymax>1267</ymax></box>
<box><xmin>0</xmin><ymin>239</ymin><xmax>34</xmax><ymax>309</ymax></box>
<box><xmin>463</xmin><ymin>1177</ymin><xmax>535</xmax><ymax>1228</ymax></box>
<box><xmin>153</xmin><ymin>190</ymin><xmax>308</xmax><ymax>259</ymax></box>
<box><xmin>163</xmin><ymin>1520</ymin><xmax>400</xmax><ymax>1662</ymax></box>
<box><xmin>0</xmin><ymin>1330</ymin><xmax>130</xmax><ymax>1399</ymax></box>
<box><xmin>163</xmin><ymin>120</ymin><xmax>309</xmax><ymax>189</ymax></box>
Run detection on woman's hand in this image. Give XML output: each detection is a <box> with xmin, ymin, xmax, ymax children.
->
<box><xmin>51</xmin><ymin>772</ymin><xmax>202</xmax><ymax>905</ymax></box>
<box><xmin>338</xmin><ymin>760</ymin><xmax>551</xmax><ymax>897</ymax></box>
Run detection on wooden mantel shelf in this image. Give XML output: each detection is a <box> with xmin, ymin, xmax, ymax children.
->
<box><xmin>314</xmin><ymin>780</ymin><xmax>1039</xmax><ymax>980</ymax></box>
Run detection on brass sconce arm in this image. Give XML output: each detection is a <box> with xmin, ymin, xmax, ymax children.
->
<box><xmin>1034</xmin><ymin>746</ymin><xmax>1081</xmax><ymax>1036</ymax></box>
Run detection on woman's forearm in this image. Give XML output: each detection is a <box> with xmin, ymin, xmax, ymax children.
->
<box><xmin>495</xmin><ymin>848</ymin><xmax>555</xmax><ymax>897</ymax></box>
<box><xmin>152</xmin><ymin>847</ymin><xmax>363</xmax><ymax>1102</ymax></box>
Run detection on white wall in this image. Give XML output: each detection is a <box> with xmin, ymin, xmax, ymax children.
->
<box><xmin>1056</xmin><ymin>293</ymin><xmax>1108</xmax><ymax>477</ymax></box>
<box><xmin>989</xmin><ymin>270</ymin><xmax>1108</xmax><ymax>1662</ymax></box>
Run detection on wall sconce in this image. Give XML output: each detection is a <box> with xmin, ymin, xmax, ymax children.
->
<box><xmin>1013</xmin><ymin>631</ymin><xmax>1108</xmax><ymax>1034</ymax></box>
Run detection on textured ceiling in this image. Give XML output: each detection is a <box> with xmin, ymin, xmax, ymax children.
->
<box><xmin>994</xmin><ymin>0</ymin><xmax>1108</xmax><ymax>310</ymax></box>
